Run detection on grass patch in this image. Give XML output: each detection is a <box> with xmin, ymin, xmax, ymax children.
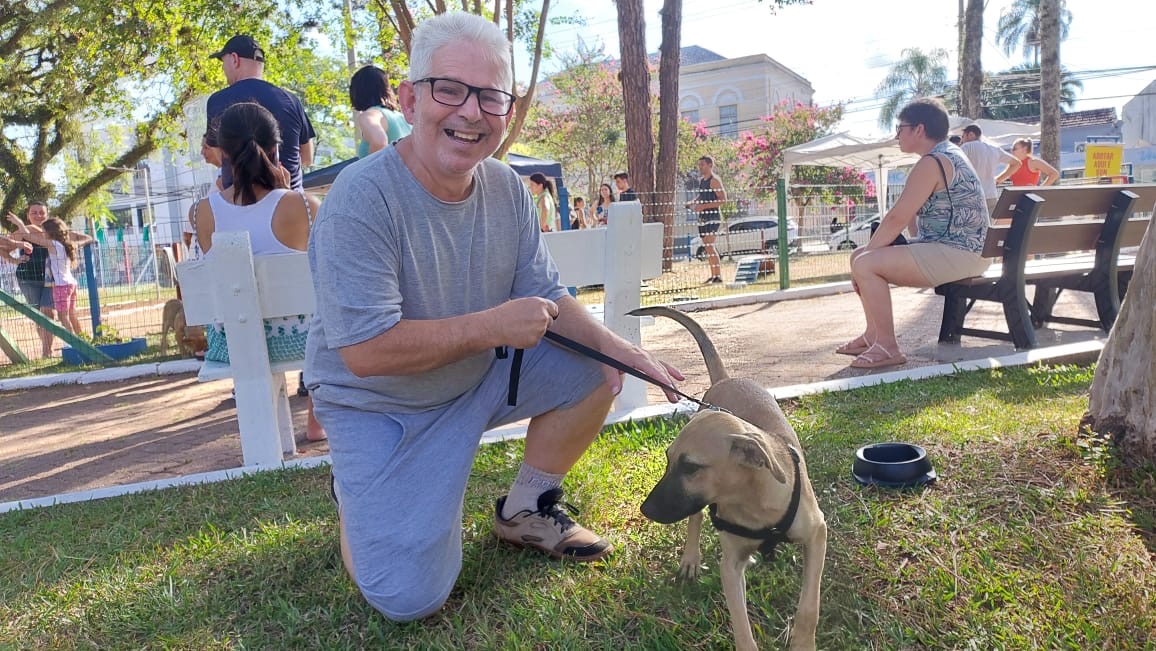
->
<box><xmin>0</xmin><ymin>332</ymin><xmax>191</xmax><ymax>380</ymax></box>
<box><xmin>2</xmin><ymin>365</ymin><xmax>1154</xmax><ymax>649</ymax></box>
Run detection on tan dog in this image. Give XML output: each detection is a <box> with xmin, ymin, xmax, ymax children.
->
<box><xmin>160</xmin><ymin>298</ymin><xmax>206</xmax><ymax>357</ymax></box>
<box><xmin>633</xmin><ymin>306</ymin><xmax>826</xmax><ymax>651</ymax></box>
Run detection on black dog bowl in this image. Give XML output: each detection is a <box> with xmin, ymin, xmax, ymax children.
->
<box><xmin>852</xmin><ymin>442</ymin><xmax>936</xmax><ymax>488</ymax></box>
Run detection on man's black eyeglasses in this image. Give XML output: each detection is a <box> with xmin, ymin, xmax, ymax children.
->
<box><xmin>415</xmin><ymin>77</ymin><xmax>516</xmax><ymax>117</ymax></box>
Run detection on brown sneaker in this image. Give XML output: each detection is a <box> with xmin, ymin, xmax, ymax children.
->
<box><xmin>494</xmin><ymin>487</ymin><xmax>612</xmax><ymax>562</ymax></box>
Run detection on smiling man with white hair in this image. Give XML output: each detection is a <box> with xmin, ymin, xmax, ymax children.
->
<box><xmin>304</xmin><ymin>12</ymin><xmax>683</xmax><ymax>621</ymax></box>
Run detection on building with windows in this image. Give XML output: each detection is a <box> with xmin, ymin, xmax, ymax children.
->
<box><xmin>676</xmin><ymin>46</ymin><xmax>815</xmax><ymax>138</ymax></box>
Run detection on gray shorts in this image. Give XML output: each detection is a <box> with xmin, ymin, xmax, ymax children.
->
<box><xmin>313</xmin><ymin>338</ymin><xmax>605</xmax><ymax>621</ymax></box>
<box><xmin>17</xmin><ymin>279</ymin><xmax>54</xmax><ymax>310</ymax></box>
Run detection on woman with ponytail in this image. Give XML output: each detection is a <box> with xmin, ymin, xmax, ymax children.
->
<box><xmin>194</xmin><ymin>101</ymin><xmax>327</xmax><ymax>442</ymax></box>
<box><xmin>528</xmin><ymin>172</ymin><xmax>559</xmax><ymax>232</ymax></box>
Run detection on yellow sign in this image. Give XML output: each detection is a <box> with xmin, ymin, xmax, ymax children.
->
<box><xmin>1085</xmin><ymin>144</ymin><xmax>1124</xmax><ymax>178</ymax></box>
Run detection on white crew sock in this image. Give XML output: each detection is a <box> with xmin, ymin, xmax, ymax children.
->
<box><xmin>501</xmin><ymin>462</ymin><xmax>564</xmax><ymax>520</ymax></box>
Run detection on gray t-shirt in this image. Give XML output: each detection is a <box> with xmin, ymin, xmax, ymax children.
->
<box><xmin>304</xmin><ymin>147</ymin><xmax>568</xmax><ymax>413</ymax></box>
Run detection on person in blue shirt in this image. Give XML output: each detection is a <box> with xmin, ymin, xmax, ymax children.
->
<box><xmin>205</xmin><ymin>35</ymin><xmax>316</xmax><ymax>190</ymax></box>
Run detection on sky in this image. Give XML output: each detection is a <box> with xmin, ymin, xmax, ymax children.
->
<box><xmin>529</xmin><ymin>0</ymin><xmax>1156</xmax><ymax>138</ymax></box>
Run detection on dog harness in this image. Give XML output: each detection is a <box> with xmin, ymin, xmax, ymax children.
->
<box><xmin>708</xmin><ymin>446</ymin><xmax>802</xmax><ymax>559</ymax></box>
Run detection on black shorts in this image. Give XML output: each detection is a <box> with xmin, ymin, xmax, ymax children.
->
<box><xmin>698</xmin><ymin>220</ymin><xmax>720</xmax><ymax>236</ymax></box>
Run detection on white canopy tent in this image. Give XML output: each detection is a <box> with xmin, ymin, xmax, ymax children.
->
<box><xmin>782</xmin><ymin>133</ymin><xmax>913</xmax><ymax>213</ymax></box>
<box><xmin>782</xmin><ymin>117</ymin><xmax>1041</xmax><ymax>212</ymax></box>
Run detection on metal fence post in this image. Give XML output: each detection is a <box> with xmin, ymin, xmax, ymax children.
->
<box><xmin>777</xmin><ymin>178</ymin><xmax>790</xmax><ymax>289</ymax></box>
<box><xmin>83</xmin><ymin>244</ymin><xmax>102</xmax><ymax>334</ymax></box>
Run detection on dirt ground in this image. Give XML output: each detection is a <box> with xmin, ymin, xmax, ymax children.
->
<box><xmin>0</xmin><ymin>286</ymin><xmax>1106</xmax><ymax>504</ymax></box>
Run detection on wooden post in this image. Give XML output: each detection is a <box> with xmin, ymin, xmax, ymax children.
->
<box><xmin>604</xmin><ymin>201</ymin><xmax>647</xmax><ymax>412</ymax></box>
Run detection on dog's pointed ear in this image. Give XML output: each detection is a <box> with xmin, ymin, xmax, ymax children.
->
<box><xmin>729</xmin><ymin>435</ymin><xmax>787</xmax><ymax>483</ymax></box>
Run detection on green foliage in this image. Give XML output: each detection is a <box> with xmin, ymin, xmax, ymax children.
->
<box><xmin>87</xmin><ymin>324</ymin><xmax>126</xmax><ymax>345</ymax></box>
<box><xmin>3</xmin><ymin>366</ymin><xmax>1156</xmax><ymax>648</ymax></box>
<box><xmin>875</xmin><ymin>47</ymin><xmax>950</xmax><ymax>129</ymax></box>
<box><xmin>996</xmin><ymin>0</ymin><xmax>1073</xmax><ymax>65</ymax></box>
<box><xmin>521</xmin><ymin>47</ymin><xmax>628</xmax><ymax>198</ymax></box>
<box><xmin>730</xmin><ymin>102</ymin><xmax>872</xmax><ymax>210</ymax></box>
<box><xmin>942</xmin><ymin>63</ymin><xmax>1083</xmax><ymax>120</ymax></box>
<box><xmin>262</xmin><ymin>31</ymin><xmax>359</xmax><ymax>168</ymax></box>
<box><xmin>0</xmin><ymin>0</ymin><xmax>283</xmax><ymax>217</ymax></box>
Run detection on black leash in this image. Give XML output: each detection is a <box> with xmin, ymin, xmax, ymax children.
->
<box><xmin>708</xmin><ymin>446</ymin><xmax>802</xmax><ymax>559</ymax></box>
<box><xmin>497</xmin><ymin>330</ymin><xmax>726</xmax><ymax>412</ymax></box>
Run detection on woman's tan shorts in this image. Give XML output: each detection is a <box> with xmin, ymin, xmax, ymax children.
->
<box><xmin>908</xmin><ymin>242</ymin><xmax>991</xmax><ymax>287</ymax></box>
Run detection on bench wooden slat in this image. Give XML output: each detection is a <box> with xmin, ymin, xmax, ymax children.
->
<box><xmin>991</xmin><ymin>183</ymin><xmax>1156</xmax><ymax>222</ymax></box>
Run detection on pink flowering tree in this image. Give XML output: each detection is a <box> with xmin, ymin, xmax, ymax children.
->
<box><xmin>521</xmin><ymin>51</ymin><xmax>630</xmax><ymax>200</ymax></box>
<box><xmin>731</xmin><ymin>101</ymin><xmax>875</xmax><ymax>211</ymax></box>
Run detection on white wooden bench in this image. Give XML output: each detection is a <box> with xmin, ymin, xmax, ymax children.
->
<box><xmin>174</xmin><ymin>202</ymin><xmax>662</xmax><ymax>468</ymax></box>
<box><xmin>176</xmin><ymin>231</ymin><xmax>313</xmax><ymax>468</ymax></box>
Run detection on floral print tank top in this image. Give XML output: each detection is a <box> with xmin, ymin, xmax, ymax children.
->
<box><xmin>912</xmin><ymin>141</ymin><xmax>990</xmax><ymax>254</ymax></box>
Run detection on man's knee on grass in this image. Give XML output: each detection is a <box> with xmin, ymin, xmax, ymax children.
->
<box><xmin>358</xmin><ymin>574</ymin><xmax>454</xmax><ymax>622</ymax></box>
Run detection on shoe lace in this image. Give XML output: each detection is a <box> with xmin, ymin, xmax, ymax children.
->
<box><xmin>536</xmin><ymin>487</ymin><xmax>579</xmax><ymax>533</ymax></box>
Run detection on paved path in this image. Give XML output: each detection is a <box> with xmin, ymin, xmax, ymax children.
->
<box><xmin>0</xmin><ymin>285</ymin><xmax>1107</xmax><ymax>504</ymax></box>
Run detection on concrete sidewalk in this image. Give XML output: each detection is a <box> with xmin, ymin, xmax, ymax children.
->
<box><xmin>0</xmin><ymin>284</ymin><xmax>1108</xmax><ymax>506</ymax></box>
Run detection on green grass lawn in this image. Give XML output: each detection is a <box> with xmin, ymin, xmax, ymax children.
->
<box><xmin>2</xmin><ymin>365</ymin><xmax>1154</xmax><ymax>649</ymax></box>
<box><xmin>0</xmin><ymin>332</ymin><xmax>190</xmax><ymax>380</ymax></box>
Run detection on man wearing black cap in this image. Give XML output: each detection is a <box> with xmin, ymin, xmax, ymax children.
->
<box><xmin>205</xmin><ymin>35</ymin><xmax>317</xmax><ymax>190</ymax></box>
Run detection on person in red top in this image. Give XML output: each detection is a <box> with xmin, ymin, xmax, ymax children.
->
<box><xmin>998</xmin><ymin>138</ymin><xmax>1059</xmax><ymax>187</ymax></box>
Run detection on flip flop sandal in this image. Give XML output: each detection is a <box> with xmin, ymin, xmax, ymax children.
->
<box><xmin>835</xmin><ymin>339</ymin><xmax>870</xmax><ymax>356</ymax></box>
<box><xmin>850</xmin><ymin>344</ymin><xmax>907</xmax><ymax>369</ymax></box>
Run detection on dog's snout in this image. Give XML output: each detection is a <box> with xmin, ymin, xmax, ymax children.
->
<box><xmin>641</xmin><ymin>477</ymin><xmax>706</xmax><ymax>524</ymax></box>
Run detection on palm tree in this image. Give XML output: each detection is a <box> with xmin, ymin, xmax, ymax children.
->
<box><xmin>876</xmin><ymin>48</ymin><xmax>949</xmax><ymax>129</ymax></box>
<box><xmin>1039</xmin><ymin>0</ymin><xmax>1061</xmax><ymax>166</ymax></box>
<box><xmin>996</xmin><ymin>0</ymin><xmax>1072</xmax><ymax>66</ymax></box>
<box><xmin>980</xmin><ymin>64</ymin><xmax>1083</xmax><ymax>119</ymax></box>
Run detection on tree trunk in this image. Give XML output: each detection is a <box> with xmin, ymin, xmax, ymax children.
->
<box><xmin>654</xmin><ymin>0</ymin><xmax>681</xmax><ymax>271</ymax></box>
<box><xmin>956</xmin><ymin>0</ymin><xmax>964</xmax><ymax>89</ymax></box>
<box><xmin>1087</xmin><ymin>228</ymin><xmax>1156</xmax><ymax>461</ymax></box>
<box><xmin>960</xmin><ymin>0</ymin><xmax>983</xmax><ymax>118</ymax></box>
<box><xmin>615</xmin><ymin>0</ymin><xmax>655</xmax><ymax>217</ymax></box>
<box><xmin>1038</xmin><ymin>0</ymin><xmax>1061</xmax><ymax>167</ymax></box>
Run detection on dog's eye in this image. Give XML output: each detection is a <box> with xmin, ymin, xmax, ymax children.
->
<box><xmin>679</xmin><ymin>459</ymin><xmax>704</xmax><ymax>475</ymax></box>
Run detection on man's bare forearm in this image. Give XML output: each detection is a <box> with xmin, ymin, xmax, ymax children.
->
<box><xmin>338</xmin><ymin>311</ymin><xmax>501</xmax><ymax>377</ymax></box>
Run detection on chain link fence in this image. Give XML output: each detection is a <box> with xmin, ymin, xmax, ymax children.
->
<box><xmin>1</xmin><ymin>183</ymin><xmax>879</xmax><ymax>372</ymax></box>
<box><xmin>1</xmin><ymin>237</ymin><xmax>182</xmax><ymax>370</ymax></box>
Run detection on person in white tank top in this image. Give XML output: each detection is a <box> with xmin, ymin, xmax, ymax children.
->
<box><xmin>194</xmin><ymin>101</ymin><xmax>326</xmax><ymax>442</ymax></box>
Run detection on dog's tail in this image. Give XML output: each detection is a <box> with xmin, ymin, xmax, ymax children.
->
<box><xmin>628</xmin><ymin>306</ymin><xmax>730</xmax><ymax>384</ymax></box>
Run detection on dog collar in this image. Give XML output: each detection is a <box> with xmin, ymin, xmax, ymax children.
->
<box><xmin>708</xmin><ymin>446</ymin><xmax>802</xmax><ymax>559</ymax></box>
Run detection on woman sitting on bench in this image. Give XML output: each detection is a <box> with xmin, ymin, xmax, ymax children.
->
<box><xmin>194</xmin><ymin>101</ymin><xmax>327</xmax><ymax>442</ymax></box>
<box><xmin>837</xmin><ymin>97</ymin><xmax>990</xmax><ymax>369</ymax></box>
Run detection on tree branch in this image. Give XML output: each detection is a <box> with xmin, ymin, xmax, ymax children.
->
<box><xmin>495</xmin><ymin>0</ymin><xmax>549</xmax><ymax>158</ymax></box>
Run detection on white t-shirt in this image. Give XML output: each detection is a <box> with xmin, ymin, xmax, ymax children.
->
<box><xmin>960</xmin><ymin>139</ymin><xmax>1016</xmax><ymax>199</ymax></box>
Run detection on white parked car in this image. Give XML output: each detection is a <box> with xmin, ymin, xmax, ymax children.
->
<box><xmin>828</xmin><ymin>213</ymin><xmax>881</xmax><ymax>251</ymax></box>
<box><xmin>691</xmin><ymin>216</ymin><xmax>799</xmax><ymax>260</ymax></box>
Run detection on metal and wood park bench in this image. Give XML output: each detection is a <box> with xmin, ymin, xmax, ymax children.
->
<box><xmin>935</xmin><ymin>183</ymin><xmax>1156</xmax><ymax>350</ymax></box>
